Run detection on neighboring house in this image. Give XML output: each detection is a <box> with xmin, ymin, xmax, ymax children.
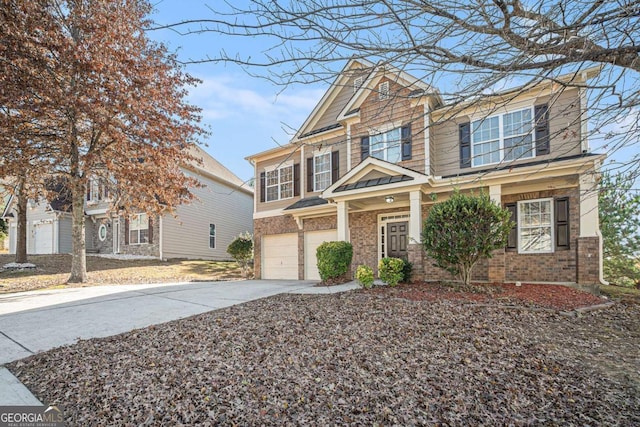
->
<box><xmin>247</xmin><ymin>58</ymin><xmax>604</xmax><ymax>284</ymax></box>
<box><xmin>1</xmin><ymin>146</ymin><xmax>253</xmax><ymax>259</ymax></box>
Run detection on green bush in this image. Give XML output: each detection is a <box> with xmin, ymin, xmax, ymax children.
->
<box><xmin>355</xmin><ymin>265</ymin><xmax>374</xmax><ymax>289</ymax></box>
<box><xmin>401</xmin><ymin>258</ymin><xmax>413</xmax><ymax>283</ymax></box>
<box><xmin>422</xmin><ymin>190</ymin><xmax>512</xmax><ymax>285</ymax></box>
<box><xmin>378</xmin><ymin>257</ymin><xmax>404</xmax><ymax>287</ymax></box>
<box><xmin>316</xmin><ymin>241</ymin><xmax>353</xmax><ymax>282</ymax></box>
<box><xmin>226</xmin><ymin>233</ymin><xmax>253</xmax><ymax>277</ymax></box>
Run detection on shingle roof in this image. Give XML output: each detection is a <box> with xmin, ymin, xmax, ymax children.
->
<box><xmin>334</xmin><ymin>175</ymin><xmax>414</xmax><ymax>193</ymax></box>
<box><xmin>284</xmin><ymin>196</ymin><xmax>329</xmax><ymax>210</ymax></box>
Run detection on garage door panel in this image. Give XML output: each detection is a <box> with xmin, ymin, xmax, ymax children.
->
<box><xmin>304</xmin><ymin>229</ymin><xmax>337</xmax><ymax>281</ymax></box>
<box><xmin>32</xmin><ymin>222</ymin><xmax>54</xmax><ymax>254</ymax></box>
<box><xmin>262</xmin><ymin>233</ymin><xmax>298</xmax><ymax>280</ymax></box>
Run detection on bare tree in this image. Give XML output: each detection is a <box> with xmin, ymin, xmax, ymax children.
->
<box><xmin>155</xmin><ymin>0</ymin><xmax>640</xmax><ymax>176</ymax></box>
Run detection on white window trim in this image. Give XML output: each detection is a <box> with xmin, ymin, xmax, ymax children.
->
<box><xmin>517</xmin><ymin>198</ymin><xmax>554</xmax><ymax>254</ymax></box>
<box><xmin>129</xmin><ymin>213</ymin><xmax>149</xmax><ymax>246</ymax></box>
<box><xmin>369</xmin><ymin>126</ymin><xmax>402</xmax><ymax>163</ymax></box>
<box><xmin>209</xmin><ymin>223</ymin><xmax>216</xmax><ymax>249</ymax></box>
<box><xmin>265</xmin><ymin>163</ymin><xmax>294</xmax><ymax>202</ymax></box>
<box><xmin>470</xmin><ymin>106</ymin><xmax>536</xmax><ymax>168</ymax></box>
<box><xmin>313</xmin><ymin>150</ymin><xmax>332</xmax><ymax>192</ymax></box>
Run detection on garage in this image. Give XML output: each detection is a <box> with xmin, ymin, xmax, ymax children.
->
<box><xmin>31</xmin><ymin>221</ymin><xmax>54</xmax><ymax>254</ymax></box>
<box><xmin>262</xmin><ymin>233</ymin><xmax>299</xmax><ymax>280</ymax></box>
<box><xmin>304</xmin><ymin>229</ymin><xmax>337</xmax><ymax>281</ymax></box>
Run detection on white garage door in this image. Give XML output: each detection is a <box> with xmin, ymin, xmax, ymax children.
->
<box><xmin>304</xmin><ymin>229</ymin><xmax>337</xmax><ymax>281</ymax></box>
<box><xmin>262</xmin><ymin>233</ymin><xmax>298</xmax><ymax>280</ymax></box>
<box><xmin>32</xmin><ymin>221</ymin><xmax>54</xmax><ymax>254</ymax></box>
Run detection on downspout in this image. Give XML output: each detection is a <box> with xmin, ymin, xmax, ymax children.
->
<box><xmin>597</xmin><ymin>229</ymin><xmax>608</xmax><ymax>286</ymax></box>
<box><xmin>159</xmin><ymin>215</ymin><xmax>163</xmax><ymax>261</ymax></box>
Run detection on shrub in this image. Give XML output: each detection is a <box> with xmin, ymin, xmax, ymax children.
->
<box><xmin>401</xmin><ymin>258</ymin><xmax>413</xmax><ymax>283</ymax></box>
<box><xmin>226</xmin><ymin>233</ymin><xmax>253</xmax><ymax>277</ymax></box>
<box><xmin>316</xmin><ymin>241</ymin><xmax>353</xmax><ymax>282</ymax></box>
<box><xmin>355</xmin><ymin>265</ymin><xmax>374</xmax><ymax>289</ymax></box>
<box><xmin>378</xmin><ymin>257</ymin><xmax>404</xmax><ymax>287</ymax></box>
<box><xmin>422</xmin><ymin>190</ymin><xmax>512</xmax><ymax>285</ymax></box>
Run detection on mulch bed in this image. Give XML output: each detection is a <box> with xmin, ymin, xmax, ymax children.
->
<box><xmin>9</xmin><ymin>292</ymin><xmax>639</xmax><ymax>426</ymax></box>
<box><xmin>369</xmin><ymin>281</ymin><xmax>606</xmax><ymax>311</ymax></box>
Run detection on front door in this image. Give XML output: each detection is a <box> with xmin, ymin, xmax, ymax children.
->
<box><xmin>387</xmin><ymin>221</ymin><xmax>408</xmax><ymax>258</ymax></box>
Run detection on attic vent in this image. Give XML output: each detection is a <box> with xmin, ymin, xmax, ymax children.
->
<box><xmin>353</xmin><ymin>76</ymin><xmax>363</xmax><ymax>93</ymax></box>
<box><xmin>379</xmin><ymin>81</ymin><xmax>389</xmax><ymax>100</ymax></box>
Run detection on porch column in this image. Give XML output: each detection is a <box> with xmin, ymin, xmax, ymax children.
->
<box><xmin>578</xmin><ymin>173</ymin><xmax>601</xmax><ymax>284</ymax></box>
<box><xmin>409</xmin><ymin>190</ymin><xmax>422</xmax><ymax>244</ymax></box>
<box><xmin>337</xmin><ymin>201</ymin><xmax>350</xmax><ymax>242</ymax></box>
<box><xmin>488</xmin><ymin>184</ymin><xmax>505</xmax><ymax>283</ymax></box>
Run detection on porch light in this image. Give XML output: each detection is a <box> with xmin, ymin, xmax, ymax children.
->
<box><xmin>385</xmin><ymin>195</ymin><xmax>395</xmax><ymax>204</ymax></box>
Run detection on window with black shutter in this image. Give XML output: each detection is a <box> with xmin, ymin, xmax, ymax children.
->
<box><xmin>293</xmin><ymin>163</ymin><xmax>300</xmax><ymax>197</ymax></box>
<box><xmin>459</xmin><ymin>122</ymin><xmax>471</xmax><ymax>168</ymax></box>
<box><xmin>259</xmin><ymin>172</ymin><xmax>266</xmax><ymax>203</ymax></box>
<box><xmin>360</xmin><ymin>136</ymin><xmax>370</xmax><ymax>160</ymax></box>
<box><xmin>505</xmin><ymin>203</ymin><xmax>517</xmax><ymax>251</ymax></box>
<box><xmin>401</xmin><ymin>124</ymin><xmax>412</xmax><ymax>161</ymax></box>
<box><xmin>331</xmin><ymin>151</ymin><xmax>340</xmax><ymax>184</ymax></box>
<box><xmin>535</xmin><ymin>104</ymin><xmax>550</xmax><ymax>156</ymax></box>
<box><xmin>306</xmin><ymin>157</ymin><xmax>314</xmax><ymax>192</ymax></box>
<box><xmin>555</xmin><ymin>197</ymin><xmax>570</xmax><ymax>250</ymax></box>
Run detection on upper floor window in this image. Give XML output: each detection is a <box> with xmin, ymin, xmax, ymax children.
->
<box><xmin>129</xmin><ymin>213</ymin><xmax>148</xmax><ymax>245</ymax></box>
<box><xmin>209</xmin><ymin>224</ymin><xmax>216</xmax><ymax>248</ymax></box>
<box><xmin>86</xmin><ymin>178</ymin><xmax>108</xmax><ymax>203</ymax></box>
<box><xmin>471</xmin><ymin>107</ymin><xmax>534</xmax><ymax>167</ymax></box>
<box><xmin>314</xmin><ymin>152</ymin><xmax>331</xmax><ymax>192</ymax></box>
<box><xmin>266</xmin><ymin>165</ymin><xmax>293</xmax><ymax>202</ymax></box>
<box><xmin>371</xmin><ymin>127</ymin><xmax>401</xmax><ymax>163</ymax></box>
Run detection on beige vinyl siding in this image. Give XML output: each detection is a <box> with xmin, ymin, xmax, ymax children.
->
<box><xmin>256</xmin><ymin>151</ymin><xmax>302</xmax><ymax>213</ymax></box>
<box><xmin>432</xmin><ymin>88</ymin><xmax>584</xmax><ymax>177</ymax></box>
<box><xmin>304</xmin><ymin>136</ymin><xmax>348</xmax><ymax>196</ymax></box>
<box><xmin>162</xmin><ymin>170</ymin><xmax>253</xmax><ymax>260</ymax></box>
<box><xmin>310</xmin><ymin>75</ymin><xmax>362</xmax><ymax>133</ymax></box>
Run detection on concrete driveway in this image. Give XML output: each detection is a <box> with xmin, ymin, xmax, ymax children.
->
<box><xmin>0</xmin><ymin>279</ymin><xmax>359</xmax><ymax>405</ymax></box>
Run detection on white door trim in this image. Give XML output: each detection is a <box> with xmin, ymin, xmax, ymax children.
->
<box><xmin>377</xmin><ymin>211</ymin><xmax>410</xmax><ymax>263</ymax></box>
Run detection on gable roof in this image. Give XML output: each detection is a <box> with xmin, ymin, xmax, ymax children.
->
<box><xmin>187</xmin><ymin>145</ymin><xmax>253</xmax><ymax>195</ymax></box>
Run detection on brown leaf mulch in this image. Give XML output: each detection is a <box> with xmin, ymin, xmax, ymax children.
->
<box><xmin>9</xmin><ymin>293</ymin><xmax>639</xmax><ymax>426</ymax></box>
<box><xmin>369</xmin><ymin>282</ymin><xmax>606</xmax><ymax>311</ymax></box>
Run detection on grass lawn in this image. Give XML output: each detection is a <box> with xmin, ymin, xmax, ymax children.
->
<box><xmin>0</xmin><ymin>254</ymin><xmax>246</xmax><ymax>294</ymax></box>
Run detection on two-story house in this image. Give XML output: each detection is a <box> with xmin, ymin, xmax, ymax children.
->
<box><xmin>247</xmin><ymin>59</ymin><xmax>604</xmax><ymax>284</ymax></box>
<box><xmin>3</xmin><ymin>145</ymin><xmax>254</xmax><ymax>260</ymax></box>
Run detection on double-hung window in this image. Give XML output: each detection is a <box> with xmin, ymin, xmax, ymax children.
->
<box><xmin>266</xmin><ymin>165</ymin><xmax>293</xmax><ymax>202</ymax></box>
<box><xmin>209</xmin><ymin>224</ymin><xmax>216</xmax><ymax>248</ymax></box>
<box><xmin>129</xmin><ymin>213</ymin><xmax>149</xmax><ymax>245</ymax></box>
<box><xmin>313</xmin><ymin>153</ymin><xmax>331</xmax><ymax>192</ymax></box>
<box><xmin>518</xmin><ymin>199</ymin><xmax>553</xmax><ymax>253</ymax></box>
<box><xmin>370</xmin><ymin>127</ymin><xmax>401</xmax><ymax>163</ymax></box>
<box><xmin>471</xmin><ymin>107</ymin><xmax>534</xmax><ymax>167</ymax></box>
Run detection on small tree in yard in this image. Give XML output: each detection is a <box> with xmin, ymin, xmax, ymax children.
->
<box><xmin>227</xmin><ymin>233</ymin><xmax>253</xmax><ymax>278</ymax></box>
<box><xmin>422</xmin><ymin>192</ymin><xmax>513</xmax><ymax>286</ymax></box>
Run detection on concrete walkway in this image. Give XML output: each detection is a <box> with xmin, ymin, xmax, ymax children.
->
<box><xmin>0</xmin><ymin>280</ymin><xmax>360</xmax><ymax>405</ymax></box>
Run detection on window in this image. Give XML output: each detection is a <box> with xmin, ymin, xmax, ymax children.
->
<box><xmin>98</xmin><ymin>224</ymin><xmax>107</xmax><ymax>242</ymax></box>
<box><xmin>379</xmin><ymin>81</ymin><xmax>389</xmax><ymax>100</ymax></box>
<box><xmin>518</xmin><ymin>199</ymin><xmax>553</xmax><ymax>253</ymax></box>
<box><xmin>266</xmin><ymin>165</ymin><xmax>293</xmax><ymax>202</ymax></box>
<box><xmin>86</xmin><ymin>178</ymin><xmax>107</xmax><ymax>203</ymax></box>
<box><xmin>471</xmin><ymin>107</ymin><xmax>534</xmax><ymax>167</ymax></box>
<box><xmin>129</xmin><ymin>213</ymin><xmax>148</xmax><ymax>245</ymax></box>
<box><xmin>370</xmin><ymin>127</ymin><xmax>401</xmax><ymax>163</ymax></box>
<box><xmin>314</xmin><ymin>153</ymin><xmax>331</xmax><ymax>192</ymax></box>
<box><xmin>209</xmin><ymin>224</ymin><xmax>216</xmax><ymax>248</ymax></box>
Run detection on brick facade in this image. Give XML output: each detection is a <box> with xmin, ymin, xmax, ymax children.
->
<box><xmin>119</xmin><ymin>215</ymin><xmax>161</xmax><ymax>257</ymax></box>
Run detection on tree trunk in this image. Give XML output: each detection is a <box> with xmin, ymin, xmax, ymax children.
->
<box><xmin>68</xmin><ymin>178</ymin><xmax>87</xmax><ymax>283</ymax></box>
<box><xmin>14</xmin><ymin>178</ymin><xmax>28</xmax><ymax>264</ymax></box>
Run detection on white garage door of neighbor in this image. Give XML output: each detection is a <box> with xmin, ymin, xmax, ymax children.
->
<box><xmin>262</xmin><ymin>233</ymin><xmax>299</xmax><ymax>280</ymax></box>
<box><xmin>304</xmin><ymin>229</ymin><xmax>337</xmax><ymax>281</ymax></box>
<box><xmin>32</xmin><ymin>222</ymin><xmax>54</xmax><ymax>254</ymax></box>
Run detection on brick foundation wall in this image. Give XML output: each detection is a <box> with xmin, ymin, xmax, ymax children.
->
<box><xmin>120</xmin><ymin>215</ymin><xmax>160</xmax><ymax>258</ymax></box>
<box><xmin>85</xmin><ymin>218</ymin><xmax>115</xmax><ymax>254</ymax></box>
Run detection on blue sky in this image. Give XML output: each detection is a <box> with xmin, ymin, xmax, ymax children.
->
<box><xmin>149</xmin><ymin>1</ymin><xmax>326</xmax><ymax>183</ymax></box>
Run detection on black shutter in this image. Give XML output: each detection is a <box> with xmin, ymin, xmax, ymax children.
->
<box><xmin>505</xmin><ymin>203</ymin><xmax>517</xmax><ymax>251</ymax></box>
<box><xmin>148</xmin><ymin>216</ymin><xmax>153</xmax><ymax>244</ymax></box>
<box><xmin>293</xmin><ymin>163</ymin><xmax>300</xmax><ymax>197</ymax></box>
<box><xmin>360</xmin><ymin>136</ymin><xmax>370</xmax><ymax>161</ymax></box>
<box><xmin>259</xmin><ymin>172</ymin><xmax>266</xmax><ymax>203</ymax></box>
<box><xmin>401</xmin><ymin>124</ymin><xmax>412</xmax><ymax>161</ymax></box>
<box><xmin>459</xmin><ymin>122</ymin><xmax>471</xmax><ymax>168</ymax></box>
<box><xmin>306</xmin><ymin>157</ymin><xmax>314</xmax><ymax>192</ymax></box>
<box><xmin>535</xmin><ymin>104</ymin><xmax>550</xmax><ymax>156</ymax></box>
<box><xmin>555</xmin><ymin>197</ymin><xmax>570</xmax><ymax>250</ymax></box>
<box><xmin>124</xmin><ymin>218</ymin><xmax>129</xmax><ymax>245</ymax></box>
<box><xmin>331</xmin><ymin>151</ymin><xmax>339</xmax><ymax>184</ymax></box>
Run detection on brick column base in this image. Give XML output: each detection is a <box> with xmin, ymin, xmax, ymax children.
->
<box><xmin>577</xmin><ymin>236</ymin><xmax>600</xmax><ymax>284</ymax></box>
<box><xmin>488</xmin><ymin>248</ymin><xmax>506</xmax><ymax>283</ymax></box>
<box><xmin>407</xmin><ymin>243</ymin><xmax>424</xmax><ymax>282</ymax></box>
